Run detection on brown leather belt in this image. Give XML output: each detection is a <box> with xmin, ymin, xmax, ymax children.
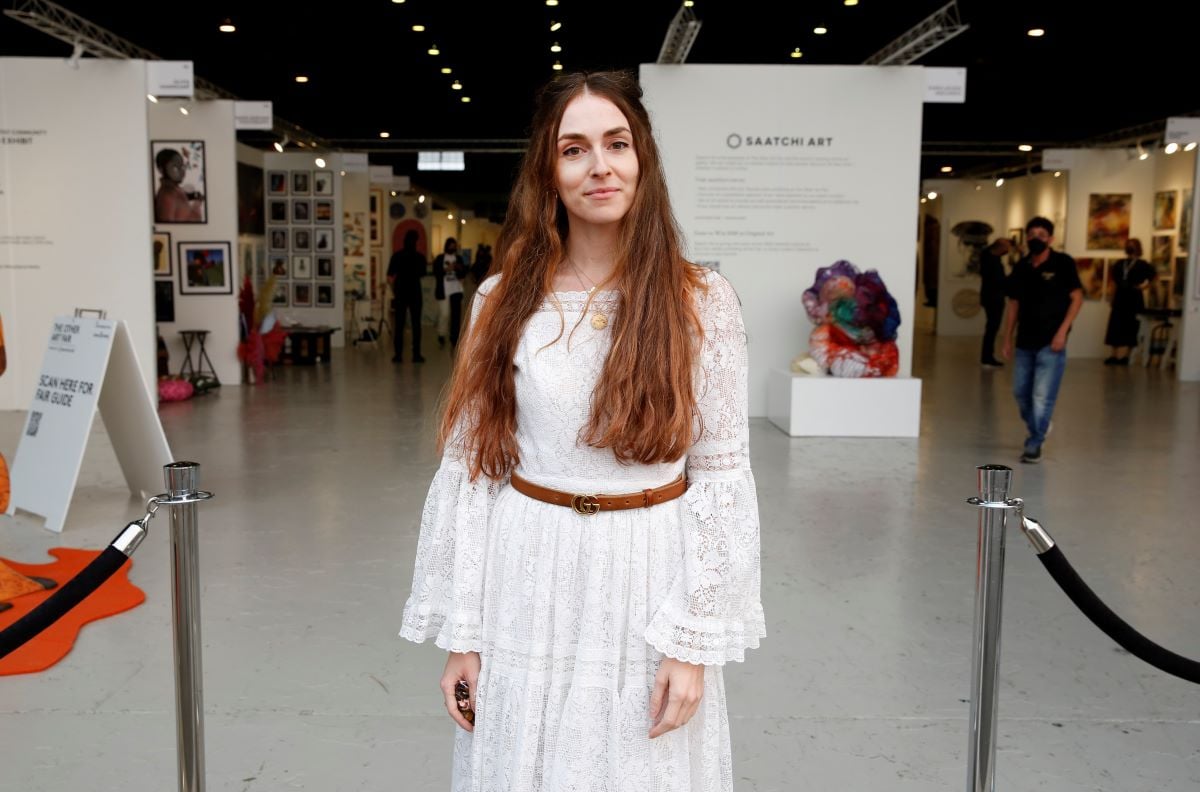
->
<box><xmin>509</xmin><ymin>472</ymin><xmax>687</xmax><ymax>516</ymax></box>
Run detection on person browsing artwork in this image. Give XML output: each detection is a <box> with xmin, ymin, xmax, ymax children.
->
<box><xmin>398</xmin><ymin>70</ymin><xmax>766</xmax><ymax>792</ymax></box>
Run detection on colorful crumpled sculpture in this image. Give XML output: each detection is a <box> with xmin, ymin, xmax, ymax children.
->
<box><xmin>801</xmin><ymin>260</ymin><xmax>901</xmax><ymax>377</ymax></box>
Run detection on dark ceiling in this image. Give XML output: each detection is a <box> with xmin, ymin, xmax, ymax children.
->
<box><xmin>3</xmin><ymin>0</ymin><xmax>1196</xmax><ymax>208</ymax></box>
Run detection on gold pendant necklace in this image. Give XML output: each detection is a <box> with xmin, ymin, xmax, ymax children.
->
<box><xmin>572</xmin><ymin>261</ymin><xmax>609</xmax><ymax>330</ymax></box>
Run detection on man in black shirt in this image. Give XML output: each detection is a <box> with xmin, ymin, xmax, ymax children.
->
<box><xmin>979</xmin><ymin>238</ymin><xmax>1011</xmax><ymax>367</ymax></box>
<box><xmin>1002</xmin><ymin>216</ymin><xmax>1082</xmax><ymax>463</ymax></box>
<box><xmin>387</xmin><ymin>230</ymin><xmax>428</xmax><ymax>363</ymax></box>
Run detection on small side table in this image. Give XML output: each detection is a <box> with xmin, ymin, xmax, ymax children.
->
<box><xmin>178</xmin><ymin>330</ymin><xmax>221</xmax><ymax>385</ymax></box>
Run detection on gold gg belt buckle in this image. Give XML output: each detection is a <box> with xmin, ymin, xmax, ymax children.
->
<box><xmin>571</xmin><ymin>493</ymin><xmax>601</xmax><ymax>516</ymax></box>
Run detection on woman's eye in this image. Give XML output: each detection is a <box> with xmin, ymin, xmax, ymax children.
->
<box><xmin>563</xmin><ymin>146</ymin><xmax>583</xmax><ymax>156</ymax></box>
<box><xmin>611</xmin><ymin>140</ymin><xmax>630</xmax><ymax>150</ymax></box>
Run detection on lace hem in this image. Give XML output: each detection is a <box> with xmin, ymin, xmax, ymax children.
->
<box><xmin>399</xmin><ymin>611</ymin><xmax>483</xmax><ymax>654</ymax></box>
<box><xmin>644</xmin><ymin>601</ymin><xmax>767</xmax><ymax>665</ymax></box>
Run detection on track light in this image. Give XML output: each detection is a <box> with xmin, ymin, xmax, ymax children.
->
<box><xmin>1186</xmin><ymin>142</ymin><xmax>1198</xmax><ymax>152</ymax></box>
<box><xmin>927</xmin><ymin>191</ymin><xmax>938</xmax><ymax>200</ymax></box>
<box><xmin>380</xmin><ymin>131</ymin><xmax>390</xmax><ymax>138</ymax></box>
<box><xmin>67</xmin><ymin>40</ymin><xmax>83</xmax><ymax>69</ymax></box>
<box><xmin>461</xmin><ymin>96</ymin><xmax>471</xmax><ymax>103</ymax></box>
<box><xmin>920</xmin><ymin>198</ymin><xmax>927</xmax><ymax>204</ymax></box>
<box><xmin>219</xmin><ymin>19</ymin><xmax>236</xmax><ymax>33</ymax></box>
<box><xmin>1018</xmin><ymin>144</ymin><xmax>1033</xmax><ymax>152</ymax></box>
<box><xmin>147</xmin><ymin>94</ymin><xmax>158</xmax><ymax>103</ymax></box>
<box><xmin>995</xmin><ymin>178</ymin><xmax>1005</xmax><ymax>187</ymax></box>
<box><xmin>1027</xmin><ymin>28</ymin><xmax>1045</xmax><ymax>37</ymax></box>
<box><xmin>448</xmin><ymin>213</ymin><xmax>454</xmax><ymax>220</ymax></box>
<box><xmin>814</xmin><ymin>26</ymin><xmax>828</xmax><ymax>35</ymax></box>
<box><xmin>179</xmin><ymin>106</ymin><xmax>189</xmax><ymax>116</ymax></box>
<box><xmin>391</xmin><ymin>190</ymin><xmax>397</xmax><ymax>197</ymax></box>
<box><xmin>1053</xmin><ymin>171</ymin><xmax>1062</xmax><ymax>177</ymax></box>
<box><xmin>441</xmin><ymin>67</ymin><xmax>452</xmax><ymax>74</ymax></box>
<box><xmin>551</xmin><ymin>42</ymin><xmax>562</xmax><ymax>53</ymax></box>
<box><xmin>1137</xmin><ymin>144</ymin><xmax>1150</xmax><ymax>161</ymax></box>
<box><xmin>418</xmin><ymin>194</ymin><xmax>426</xmax><ymax>203</ymax></box>
<box><xmin>940</xmin><ymin>165</ymin><xmax>953</xmax><ymax>173</ymax></box>
<box><xmin>412</xmin><ymin>24</ymin><xmax>425</xmax><ymax>32</ymax></box>
<box><xmin>553</xmin><ymin>60</ymin><xmax>563</xmax><ymax>71</ymax></box>
<box><xmin>295</xmin><ymin>75</ymin><xmax>309</xmax><ymax>83</ymax></box>
<box><xmin>790</xmin><ymin>48</ymin><xmax>803</xmax><ymax>59</ymax></box>
<box><xmin>451</xmin><ymin>79</ymin><xmax>462</xmax><ymax>90</ymax></box>
<box><xmin>546</xmin><ymin>0</ymin><xmax>558</xmax><ymax>5</ymax></box>
<box><xmin>428</xmin><ymin>44</ymin><xmax>440</xmax><ymax>55</ymax></box>
<box><xmin>315</xmin><ymin>157</ymin><xmax>326</xmax><ymax>168</ymax></box>
<box><xmin>1165</xmin><ymin>142</ymin><xmax>1179</xmax><ymax>155</ymax></box>
<box><xmin>550</xmin><ymin>21</ymin><xmax>562</xmax><ymax>31</ymax></box>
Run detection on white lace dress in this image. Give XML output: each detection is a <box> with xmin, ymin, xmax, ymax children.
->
<box><xmin>400</xmin><ymin>270</ymin><xmax>766</xmax><ymax>792</ymax></box>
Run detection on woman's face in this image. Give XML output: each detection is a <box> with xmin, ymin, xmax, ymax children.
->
<box><xmin>554</xmin><ymin>92</ymin><xmax>639</xmax><ymax>230</ymax></box>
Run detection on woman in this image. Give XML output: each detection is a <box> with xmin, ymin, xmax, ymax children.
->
<box><xmin>399</xmin><ymin>71</ymin><xmax>765</xmax><ymax>791</ymax></box>
<box><xmin>432</xmin><ymin>237</ymin><xmax>469</xmax><ymax>348</ymax></box>
<box><xmin>1104</xmin><ymin>238</ymin><xmax>1155</xmax><ymax>365</ymax></box>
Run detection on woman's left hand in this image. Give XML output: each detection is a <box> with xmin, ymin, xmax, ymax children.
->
<box><xmin>649</xmin><ymin>656</ymin><xmax>705</xmax><ymax>738</ymax></box>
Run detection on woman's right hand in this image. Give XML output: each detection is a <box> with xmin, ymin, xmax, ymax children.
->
<box><xmin>441</xmin><ymin>650</ymin><xmax>481</xmax><ymax>731</ymax></box>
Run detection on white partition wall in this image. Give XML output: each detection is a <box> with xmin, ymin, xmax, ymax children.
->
<box><xmin>641</xmin><ymin>64</ymin><xmax>925</xmax><ymax>423</ymax></box>
<box><xmin>0</xmin><ymin>58</ymin><xmax>156</xmax><ymax>410</ymax></box>
<box><xmin>150</xmin><ymin>99</ymin><xmax>242</xmax><ymax>384</ymax></box>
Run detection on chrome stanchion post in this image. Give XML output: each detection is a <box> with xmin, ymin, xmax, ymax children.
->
<box><xmin>967</xmin><ymin>464</ymin><xmax>1012</xmax><ymax>792</ymax></box>
<box><xmin>166</xmin><ymin>462</ymin><xmax>206</xmax><ymax>792</ymax></box>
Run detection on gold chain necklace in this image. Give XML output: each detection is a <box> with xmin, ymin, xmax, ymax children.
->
<box><xmin>571</xmin><ymin>261</ymin><xmax>609</xmax><ymax>330</ymax></box>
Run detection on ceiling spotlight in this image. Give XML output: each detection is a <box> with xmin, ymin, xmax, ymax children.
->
<box><xmin>551</xmin><ymin>42</ymin><xmax>562</xmax><ymax>52</ymax></box>
<box><xmin>340</xmin><ymin>170</ymin><xmax>346</xmax><ymax>176</ymax></box>
<box><xmin>844</xmin><ymin>0</ymin><xmax>858</xmax><ymax>6</ymax></box>
<box><xmin>380</xmin><ymin>131</ymin><xmax>390</xmax><ymax>138</ymax></box>
<box><xmin>451</xmin><ymin>79</ymin><xmax>462</xmax><ymax>90</ymax></box>
<box><xmin>553</xmin><ymin>60</ymin><xmax>563</xmax><ymax>71</ymax></box>
<box><xmin>392</xmin><ymin>0</ymin><xmax>405</xmax><ymax>3</ymax></box>
<box><xmin>428</xmin><ymin>44</ymin><xmax>440</xmax><ymax>55</ymax></box>
<box><xmin>1027</xmin><ymin>28</ymin><xmax>1045</xmax><ymax>37</ymax></box>
<box><xmin>147</xmin><ymin>94</ymin><xmax>158</xmax><ymax>103</ymax></box>
<box><xmin>550</xmin><ymin>21</ymin><xmax>562</xmax><ymax>31</ymax></box>
<box><xmin>418</xmin><ymin>194</ymin><xmax>426</xmax><ymax>203</ymax></box>
<box><xmin>412</xmin><ymin>24</ymin><xmax>425</xmax><ymax>32</ymax></box>
<box><xmin>790</xmin><ymin>48</ymin><xmax>803</xmax><ymax>59</ymax></box>
<box><xmin>975</xmin><ymin>184</ymin><xmax>983</xmax><ymax>191</ymax></box>
<box><xmin>546</xmin><ymin>0</ymin><xmax>558</xmax><ymax>5</ymax></box>
<box><xmin>315</xmin><ymin>157</ymin><xmax>326</xmax><ymax>168</ymax></box>
<box><xmin>1165</xmin><ymin>142</ymin><xmax>1179</xmax><ymax>155</ymax></box>
<box><xmin>273</xmin><ymin>140</ymin><xmax>285</xmax><ymax>153</ymax></box>
<box><xmin>927</xmin><ymin>191</ymin><xmax>938</xmax><ymax>200</ymax></box>
<box><xmin>391</xmin><ymin>190</ymin><xmax>397</xmax><ymax>197</ymax></box>
<box><xmin>1018</xmin><ymin>144</ymin><xmax>1033</xmax><ymax>152</ymax></box>
<box><xmin>995</xmin><ymin>178</ymin><xmax>1005</xmax><ymax>187</ymax></box>
<box><xmin>1186</xmin><ymin>142</ymin><xmax>1198</xmax><ymax>152</ymax></box>
<box><xmin>1053</xmin><ymin>171</ymin><xmax>1062</xmax><ymax>177</ymax></box>
<box><xmin>179</xmin><ymin>106</ymin><xmax>189</xmax><ymax>116</ymax></box>
<box><xmin>940</xmin><ymin>165</ymin><xmax>953</xmax><ymax>173</ymax></box>
<box><xmin>920</xmin><ymin>198</ymin><xmax>927</xmax><ymax>204</ymax></box>
<box><xmin>461</xmin><ymin>218</ymin><xmax>467</xmax><ymax>225</ymax></box>
<box><xmin>218</xmin><ymin>19</ymin><xmax>236</xmax><ymax>33</ymax></box>
<box><xmin>814</xmin><ymin>26</ymin><xmax>828</xmax><ymax>35</ymax></box>
<box><xmin>441</xmin><ymin>67</ymin><xmax>452</xmax><ymax>74</ymax></box>
<box><xmin>461</xmin><ymin>96</ymin><xmax>471</xmax><ymax>103</ymax></box>
<box><xmin>295</xmin><ymin>75</ymin><xmax>309</xmax><ymax>83</ymax></box>
<box><xmin>1139</xmin><ymin>151</ymin><xmax>1150</xmax><ymax>161</ymax></box>
<box><xmin>684</xmin><ymin>0</ymin><xmax>694</xmax><ymax>6</ymax></box>
<box><xmin>448</xmin><ymin>213</ymin><xmax>454</xmax><ymax>220</ymax></box>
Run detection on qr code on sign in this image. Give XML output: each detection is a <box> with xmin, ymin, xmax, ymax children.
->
<box><xmin>26</xmin><ymin>411</ymin><xmax>43</xmax><ymax>437</ymax></box>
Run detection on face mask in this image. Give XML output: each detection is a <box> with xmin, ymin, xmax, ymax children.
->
<box><xmin>1027</xmin><ymin>238</ymin><xmax>1048</xmax><ymax>255</ymax></box>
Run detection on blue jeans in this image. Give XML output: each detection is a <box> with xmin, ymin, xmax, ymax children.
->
<box><xmin>1012</xmin><ymin>345</ymin><xmax>1067</xmax><ymax>451</ymax></box>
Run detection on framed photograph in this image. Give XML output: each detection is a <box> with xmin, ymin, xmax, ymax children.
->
<box><xmin>313</xmin><ymin>170</ymin><xmax>334</xmax><ymax>196</ymax></box>
<box><xmin>293</xmin><ymin>282</ymin><xmax>313</xmax><ymax>306</ymax></box>
<box><xmin>178</xmin><ymin>241</ymin><xmax>233</xmax><ymax>295</ymax></box>
<box><xmin>291</xmin><ymin>170</ymin><xmax>311</xmax><ymax>195</ymax></box>
<box><xmin>370</xmin><ymin>249</ymin><xmax>381</xmax><ymax>300</ymax></box>
<box><xmin>1154</xmin><ymin>190</ymin><xmax>1178</xmax><ymax>230</ymax></box>
<box><xmin>268</xmin><ymin>170</ymin><xmax>288</xmax><ymax>195</ymax></box>
<box><xmin>316</xmin><ymin>283</ymin><xmax>335</xmax><ymax>307</ymax></box>
<box><xmin>1075</xmin><ymin>258</ymin><xmax>1106</xmax><ymax>301</ymax></box>
<box><xmin>292</xmin><ymin>227</ymin><xmax>312</xmax><ymax>252</ymax></box>
<box><xmin>292</xmin><ymin>255</ymin><xmax>313</xmax><ymax>279</ymax></box>
<box><xmin>270</xmin><ymin>254</ymin><xmax>290</xmax><ymax>278</ymax></box>
<box><xmin>153</xmin><ymin>230</ymin><xmax>172</xmax><ymax>276</ymax></box>
<box><xmin>292</xmin><ymin>199</ymin><xmax>312</xmax><ymax>224</ymax></box>
<box><xmin>1181</xmin><ymin>188</ymin><xmax>1193</xmax><ymax>251</ymax></box>
<box><xmin>1087</xmin><ymin>193</ymin><xmax>1132</xmax><ymax>250</ymax></box>
<box><xmin>269</xmin><ymin>199</ymin><xmax>288</xmax><ymax>223</ymax></box>
<box><xmin>314</xmin><ymin>199</ymin><xmax>334</xmax><ymax>224</ymax></box>
<box><xmin>155</xmin><ymin>280</ymin><xmax>175</xmax><ymax>322</ymax></box>
<box><xmin>272</xmin><ymin>281</ymin><xmax>289</xmax><ymax>306</ymax></box>
<box><xmin>314</xmin><ymin>227</ymin><xmax>335</xmax><ymax>252</ymax></box>
<box><xmin>1151</xmin><ymin>234</ymin><xmax>1174</xmax><ymax>274</ymax></box>
<box><xmin>316</xmin><ymin>255</ymin><xmax>335</xmax><ymax>279</ymax></box>
<box><xmin>369</xmin><ymin>189</ymin><xmax>383</xmax><ymax>244</ymax></box>
<box><xmin>269</xmin><ymin>227</ymin><xmax>289</xmax><ymax>252</ymax></box>
<box><xmin>151</xmin><ymin>140</ymin><xmax>207</xmax><ymax>224</ymax></box>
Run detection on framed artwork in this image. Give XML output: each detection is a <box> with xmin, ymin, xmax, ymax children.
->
<box><xmin>1006</xmin><ymin>228</ymin><xmax>1023</xmax><ymax>265</ymax></box>
<box><xmin>268</xmin><ymin>170</ymin><xmax>288</xmax><ymax>195</ymax></box>
<box><xmin>314</xmin><ymin>228</ymin><xmax>335</xmax><ymax>252</ymax></box>
<box><xmin>369</xmin><ymin>189</ymin><xmax>383</xmax><ymax>244</ymax></box>
<box><xmin>1181</xmin><ymin>188</ymin><xmax>1193</xmax><ymax>251</ymax></box>
<box><xmin>1087</xmin><ymin>193</ymin><xmax>1131</xmax><ymax>250</ymax></box>
<box><xmin>316</xmin><ymin>283</ymin><xmax>335</xmax><ymax>307</ymax></box>
<box><xmin>178</xmin><ymin>241</ymin><xmax>233</xmax><ymax>295</ymax></box>
<box><xmin>316</xmin><ymin>255</ymin><xmax>335</xmax><ymax>279</ymax></box>
<box><xmin>345</xmin><ymin>210</ymin><xmax>366</xmax><ymax>257</ymax></box>
<box><xmin>270</xmin><ymin>254</ymin><xmax>289</xmax><ymax>278</ymax></box>
<box><xmin>153</xmin><ymin>230</ymin><xmax>172</xmax><ymax>276</ymax></box>
<box><xmin>292</xmin><ymin>255</ymin><xmax>313</xmax><ymax>279</ymax></box>
<box><xmin>1175</xmin><ymin>257</ymin><xmax>1188</xmax><ymax>300</ymax></box>
<box><xmin>1076</xmin><ymin>257</ymin><xmax>1106</xmax><ymax>301</ymax></box>
<box><xmin>314</xmin><ymin>199</ymin><xmax>334</xmax><ymax>224</ymax></box>
<box><xmin>293</xmin><ymin>282</ymin><xmax>312</xmax><ymax>306</ymax></box>
<box><xmin>272</xmin><ymin>281</ymin><xmax>289</xmax><ymax>306</ymax></box>
<box><xmin>155</xmin><ymin>280</ymin><xmax>175</xmax><ymax>322</ymax></box>
<box><xmin>292</xmin><ymin>199</ymin><xmax>312</xmax><ymax>224</ymax></box>
<box><xmin>269</xmin><ymin>199</ymin><xmax>288</xmax><ymax>223</ymax></box>
<box><xmin>1154</xmin><ymin>190</ymin><xmax>1178</xmax><ymax>230</ymax></box>
<box><xmin>269</xmin><ymin>228</ymin><xmax>288</xmax><ymax>252</ymax></box>
<box><xmin>151</xmin><ymin>140</ymin><xmax>207</xmax><ymax>224</ymax></box>
<box><xmin>291</xmin><ymin>170</ymin><xmax>311</xmax><ymax>195</ymax></box>
<box><xmin>292</xmin><ymin>228</ymin><xmax>312</xmax><ymax>252</ymax></box>
<box><xmin>370</xmin><ymin>249</ymin><xmax>381</xmax><ymax>300</ymax></box>
<box><xmin>1151</xmin><ymin>235</ymin><xmax>1174</xmax><ymax>274</ymax></box>
<box><xmin>313</xmin><ymin>170</ymin><xmax>334</xmax><ymax>196</ymax></box>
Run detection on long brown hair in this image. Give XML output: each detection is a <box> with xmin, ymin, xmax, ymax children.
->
<box><xmin>440</xmin><ymin>70</ymin><xmax>708</xmax><ymax>481</ymax></box>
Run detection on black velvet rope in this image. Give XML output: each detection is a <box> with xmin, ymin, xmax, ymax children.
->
<box><xmin>0</xmin><ymin>546</ymin><xmax>130</xmax><ymax>660</ymax></box>
<box><xmin>1038</xmin><ymin>546</ymin><xmax>1200</xmax><ymax>685</ymax></box>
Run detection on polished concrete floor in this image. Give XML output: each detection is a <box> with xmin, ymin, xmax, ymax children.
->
<box><xmin>2</xmin><ymin>329</ymin><xmax>1198</xmax><ymax>791</ymax></box>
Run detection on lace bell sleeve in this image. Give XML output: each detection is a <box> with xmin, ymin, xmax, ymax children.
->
<box><xmin>399</xmin><ymin>276</ymin><xmax>508</xmax><ymax>653</ymax></box>
<box><xmin>643</xmin><ymin>272</ymin><xmax>767</xmax><ymax>665</ymax></box>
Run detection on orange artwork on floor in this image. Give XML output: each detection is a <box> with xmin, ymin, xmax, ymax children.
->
<box><xmin>0</xmin><ymin>549</ymin><xmax>145</xmax><ymax>676</ymax></box>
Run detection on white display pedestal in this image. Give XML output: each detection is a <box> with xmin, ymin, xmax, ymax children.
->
<box><xmin>767</xmin><ymin>369</ymin><xmax>922</xmax><ymax>437</ymax></box>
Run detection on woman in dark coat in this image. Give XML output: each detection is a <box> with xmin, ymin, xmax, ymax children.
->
<box><xmin>1104</xmin><ymin>237</ymin><xmax>1156</xmax><ymax>365</ymax></box>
